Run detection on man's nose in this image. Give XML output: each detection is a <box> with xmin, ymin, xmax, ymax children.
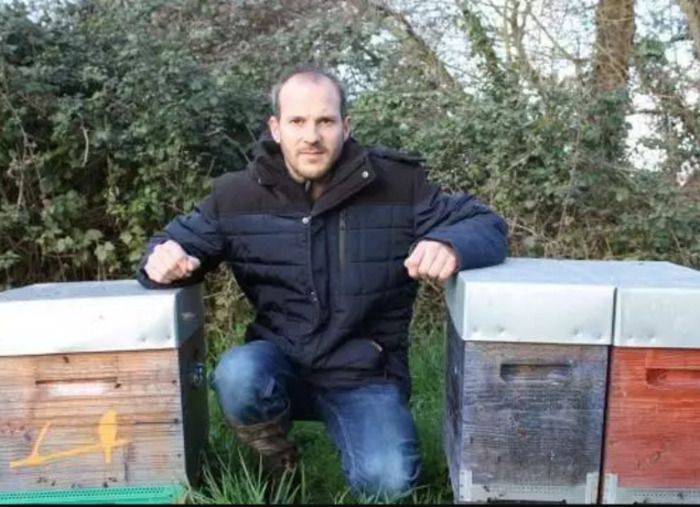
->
<box><xmin>301</xmin><ymin>124</ymin><xmax>321</xmax><ymax>143</ymax></box>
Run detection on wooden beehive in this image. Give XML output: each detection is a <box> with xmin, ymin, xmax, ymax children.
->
<box><xmin>444</xmin><ymin>258</ymin><xmax>615</xmax><ymax>503</ymax></box>
<box><xmin>601</xmin><ymin>261</ymin><xmax>700</xmax><ymax>504</ymax></box>
<box><xmin>0</xmin><ymin>281</ymin><xmax>208</xmax><ymax>504</ymax></box>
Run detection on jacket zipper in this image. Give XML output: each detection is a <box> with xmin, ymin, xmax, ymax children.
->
<box><xmin>339</xmin><ymin>211</ymin><xmax>347</xmax><ymax>273</ymax></box>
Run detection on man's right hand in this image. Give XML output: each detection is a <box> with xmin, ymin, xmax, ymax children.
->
<box><xmin>144</xmin><ymin>240</ymin><xmax>202</xmax><ymax>284</ymax></box>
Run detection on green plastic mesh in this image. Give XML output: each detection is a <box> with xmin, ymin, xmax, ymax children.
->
<box><xmin>0</xmin><ymin>485</ymin><xmax>184</xmax><ymax>504</ymax></box>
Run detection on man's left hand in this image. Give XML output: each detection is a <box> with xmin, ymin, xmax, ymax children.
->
<box><xmin>404</xmin><ymin>240</ymin><xmax>459</xmax><ymax>282</ymax></box>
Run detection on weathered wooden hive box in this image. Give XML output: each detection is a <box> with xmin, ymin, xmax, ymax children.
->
<box><xmin>444</xmin><ymin>257</ymin><xmax>615</xmax><ymax>503</ymax></box>
<box><xmin>0</xmin><ymin>280</ymin><xmax>208</xmax><ymax>504</ymax></box>
<box><xmin>601</xmin><ymin>261</ymin><xmax>700</xmax><ymax>504</ymax></box>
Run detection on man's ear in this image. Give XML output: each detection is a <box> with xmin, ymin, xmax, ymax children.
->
<box><xmin>268</xmin><ymin>115</ymin><xmax>281</xmax><ymax>143</ymax></box>
<box><xmin>343</xmin><ymin>116</ymin><xmax>351</xmax><ymax>141</ymax></box>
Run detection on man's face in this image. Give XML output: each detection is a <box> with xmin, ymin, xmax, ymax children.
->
<box><xmin>268</xmin><ymin>75</ymin><xmax>350</xmax><ymax>183</ymax></box>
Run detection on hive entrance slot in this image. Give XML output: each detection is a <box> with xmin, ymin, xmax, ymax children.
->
<box><xmin>35</xmin><ymin>377</ymin><xmax>119</xmax><ymax>397</ymax></box>
<box><xmin>500</xmin><ymin>363</ymin><xmax>572</xmax><ymax>382</ymax></box>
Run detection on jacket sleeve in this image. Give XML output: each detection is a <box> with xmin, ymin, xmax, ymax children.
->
<box><xmin>136</xmin><ymin>185</ymin><xmax>227</xmax><ymax>289</ymax></box>
<box><xmin>413</xmin><ymin>166</ymin><xmax>508</xmax><ymax>270</ymax></box>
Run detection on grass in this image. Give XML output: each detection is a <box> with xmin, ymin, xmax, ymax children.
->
<box><xmin>183</xmin><ymin>286</ymin><xmax>454</xmax><ymax>504</ymax></box>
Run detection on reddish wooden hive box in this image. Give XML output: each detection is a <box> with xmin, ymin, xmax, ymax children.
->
<box><xmin>601</xmin><ymin>262</ymin><xmax>700</xmax><ymax>504</ymax></box>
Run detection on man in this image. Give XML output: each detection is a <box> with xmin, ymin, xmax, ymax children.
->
<box><xmin>138</xmin><ymin>65</ymin><xmax>508</xmax><ymax>500</ymax></box>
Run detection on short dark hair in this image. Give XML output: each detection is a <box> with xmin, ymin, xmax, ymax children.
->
<box><xmin>270</xmin><ymin>64</ymin><xmax>347</xmax><ymax>118</ymax></box>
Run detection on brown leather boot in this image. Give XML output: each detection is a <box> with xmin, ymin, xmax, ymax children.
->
<box><xmin>228</xmin><ymin>406</ymin><xmax>299</xmax><ymax>478</ymax></box>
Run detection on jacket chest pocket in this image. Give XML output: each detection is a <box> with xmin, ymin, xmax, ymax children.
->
<box><xmin>339</xmin><ymin>210</ymin><xmax>347</xmax><ymax>275</ymax></box>
<box><xmin>226</xmin><ymin>213</ymin><xmax>309</xmax><ymax>278</ymax></box>
<box><xmin>338</xmin><ymin>206</ymin><xmax>414</xmax><ymax>296</ymax></box>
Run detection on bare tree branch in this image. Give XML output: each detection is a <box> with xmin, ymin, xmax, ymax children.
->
<box><xmin>458</xmin><ymin>3</ymin><xmax>509</xmax><ymax>87</ymax></box>
<box><xmin>353</xmin><ymin>0</ymin><xmax>467</xmax><ymax>95</ymax></box>
<box><xmin>508</xmin><ymin>0</ymin><xmax>547</xmax><ymax>95</ymax></box>
<box><xmin>526</xmin><ymin>8</ymin><xmax>588</xmax><ymax>70</ymax></box>
<box><xmin>636</xmin><ymin>57</ymin><xmax>699</xmax><ymax>145</ymax></box>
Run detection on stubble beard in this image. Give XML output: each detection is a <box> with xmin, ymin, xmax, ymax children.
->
<box><xmin>290</xmin><ymin>146</ymin><xmax>341</xmax><ymax>183</ymax></box>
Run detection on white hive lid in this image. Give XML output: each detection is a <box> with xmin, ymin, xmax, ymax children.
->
<box><xmin>446</xmin><ymin>257</ymin><xmax>700</xmax><ymax>348</ymax></box>
<box><xmin>606</xmin><ymin>260</ymin><xmax>700</xmax><ymax>348</ymax></box>
<box><xmin>0</xmin><ymin>280</ymin><xmax>203</xmax><ymax>356</ymax></box>
<box><xmin>445</xmin><ymin>257</ymin><xmax>617</xmax><ymax>346</ymax></box>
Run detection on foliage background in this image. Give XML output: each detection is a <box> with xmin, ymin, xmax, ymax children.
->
<box><xmin>1</xmin><ymin>0</ymin><xmax>699</xmax><ymax>502</ymax></box>
<box><xmin>1</xmin><ymin>0</ymin><xmax>698</xmax><ymax>292</ymax></box>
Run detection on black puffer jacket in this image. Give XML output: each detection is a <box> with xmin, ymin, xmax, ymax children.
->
<box><xmin>137</xmin><ymin>135</ymin><xmax>508</xmax><ymax>396</ymax></box>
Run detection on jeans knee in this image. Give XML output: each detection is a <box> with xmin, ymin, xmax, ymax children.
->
<box><xmin>349</xmin><ymin>447</ymin><xmax>420</xmax><ymax>500</ymax></box>
<box><xmin>213</xmin><ymin>346</ymin><xmax>259</xmax><ymax>394</ymax></box>
<box><xmin>211</xmin><ymin>343</ymin><xmax>278</xmax><ymax>423</ymax></box>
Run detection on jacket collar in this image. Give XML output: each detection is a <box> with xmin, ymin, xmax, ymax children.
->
<box><xmin>251</xmin><ymin>131</ymin><xmax>287</xmax><ymax>186</ymax></box>
<box><xmin>250</xmin><ymin>131</ymin><xmax>376</xmax><ymax>215</ymax></box>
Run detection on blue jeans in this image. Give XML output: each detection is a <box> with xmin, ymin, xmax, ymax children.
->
<box><xmin>210</xmin><ymin>339</ymin><xmax>421</xmax><ymax>500</ymax></box>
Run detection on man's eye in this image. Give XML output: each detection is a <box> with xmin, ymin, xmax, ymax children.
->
<box><xmin>320</xmin><ymin>119</ymin><xmax>334</xmax><ymax>125</ymax></box>
<box><xmin>290</xmin><ymin>118</ymin><xmax>303</xmax><ymax>125</ymax></box>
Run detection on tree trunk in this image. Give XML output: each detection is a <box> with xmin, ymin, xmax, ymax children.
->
<box><xmin>583</xmin><ymin>0</ymin><xmax>636</xmax><ymax>175</ymax></box>
<box><xmin>592</xmin><ymin>0</ymin><xmax>635</xmax><ymax>92</ymax></box>
<box><xmin>677</xmin><ymin>0</ymin><xmax>700</xmax><ymax>58</ymax></box>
